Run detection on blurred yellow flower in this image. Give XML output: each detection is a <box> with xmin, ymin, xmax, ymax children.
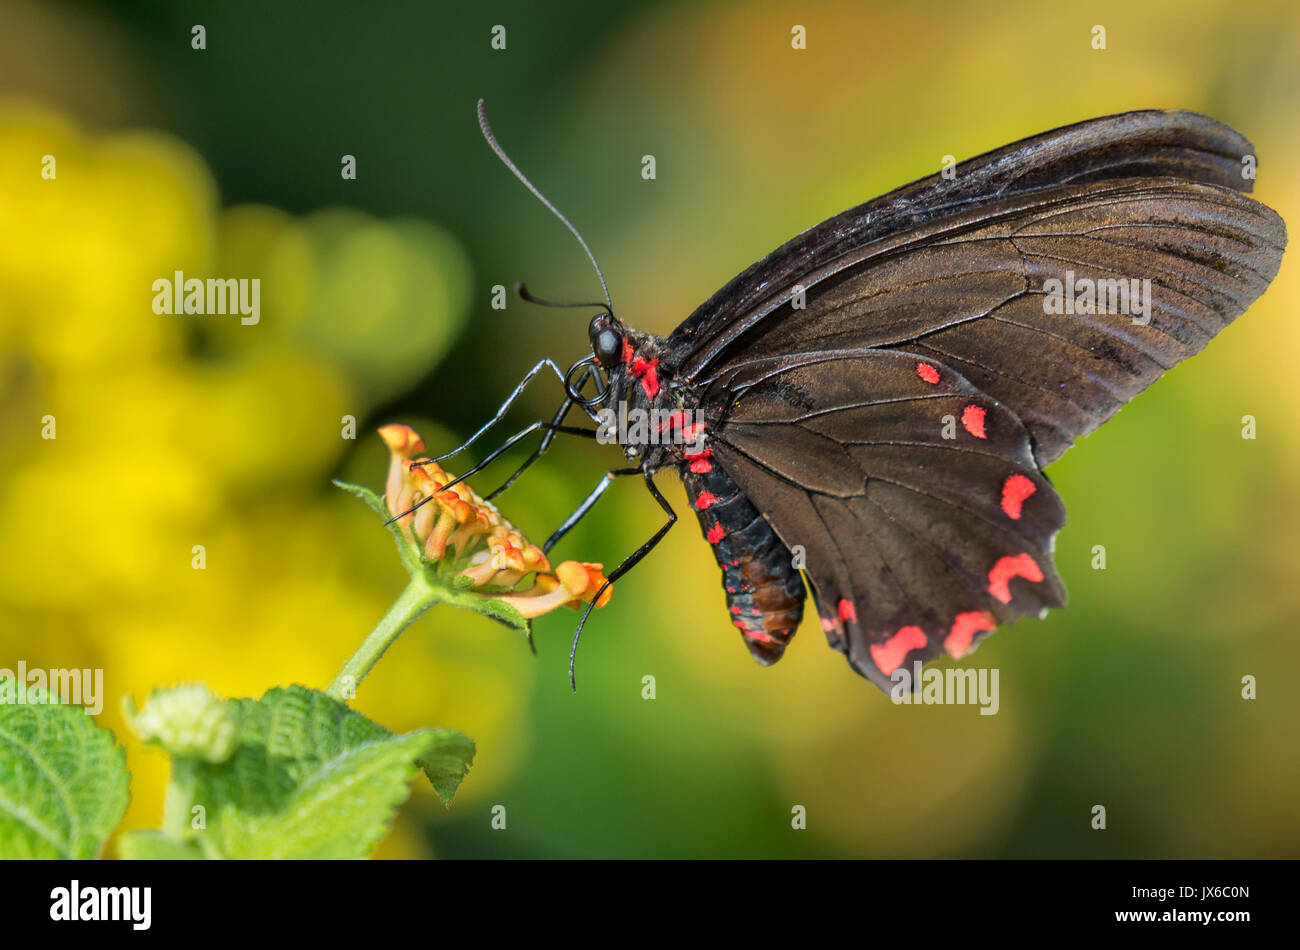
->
<box><xmin>0</xmin><ymin>104</ymin><xmax>503</xmax><ymax>858</ymax></box>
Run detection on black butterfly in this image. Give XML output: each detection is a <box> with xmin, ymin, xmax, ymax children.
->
<box><xmin>431</xmin><ymin>104</ymin><xmax>1285</xmax><ymax>693</ymax></box>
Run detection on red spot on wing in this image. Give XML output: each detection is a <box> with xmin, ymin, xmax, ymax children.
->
<box><xmin>945</xmin><ymin>611</ymin><xmax>997</xmax><ymax>658</ymax></box>
<box><xmin>987</xmin><ymin>553</ymin><xmax>1043</xmax><ymax>604</ymax></box>
<box><xmin>820</xmin><ymin>616</ymin><xmax>836</xmax><ymax>633</ymax></box>
<box><xmin>694</xmin><ymin>491</ymin><xmax>719</xmax><ymax>510</ymax></box>
<box><xmin>706</xmin><ymin>522</ymin><xmax>726</xmax><ymax>543</ymax></box>
<box><xmin>916</xmin><ymin>362</ymin><xmax>940</xmax><ymax>384</ymax></box>
<box><xmin>1000</xmin><ymin>474</ymin><xmax>1037</xmax><ymax>520</ymax></box>
<box><xmin>837</xmin><ymin>598</ymin><xmax>856</xmax><ymax>623</ymax></box>
<box><xmin>870</xmin><ymin>625</ymin><xmax>927</xmax><ymax>675</ymax></box>
<box><xmin>961</xmin><ymin>404</ymin><xmax>987</xmax><ymax>439</ymax></box>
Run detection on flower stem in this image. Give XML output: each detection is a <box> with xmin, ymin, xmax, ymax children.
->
<box><xmin>164</xmin><ymin>758</ymin><xmax>198</xmax><ymax>838</ymax></box>
<box><xmin>327</xmin><ymin>573</ymin><xmax>442</xmax><ymax>701</ymax></box>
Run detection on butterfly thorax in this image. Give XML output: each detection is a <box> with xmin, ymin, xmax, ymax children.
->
<box><xmin>603</xmin><ymin>328</ymin><xmax>690</xmax><ymax>470</ymax></box>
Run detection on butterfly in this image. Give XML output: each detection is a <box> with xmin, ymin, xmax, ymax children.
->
<box><xmin>441</xmin><ymin>104</ymin><xmax>1285</xmax><ymax>693</ymax></box>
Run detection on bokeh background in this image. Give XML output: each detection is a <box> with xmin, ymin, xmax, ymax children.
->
<box><xmin>2</xmin><ymin>0</ymin><xmax>1298</xmax><ymax>858</ymax></box>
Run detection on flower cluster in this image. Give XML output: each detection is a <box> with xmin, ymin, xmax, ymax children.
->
<box><xmin>379</xmin><ymin>425</ymin><xmax>611</xmax><ymax>619</ymax></box>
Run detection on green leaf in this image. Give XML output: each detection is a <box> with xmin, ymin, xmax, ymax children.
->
<box><xmin>0</xmin><ymin>678</ymin><xmax>130</xmax><ymax>859</ymax></box>
<box><xmin>116</xmin><ymin>830</ymin><xmax>203</xmax><ymax>860</ymax></box>
<box><xmin>444</xmin><ymin>585</ymin><xmax>531</xmax><ymax>636</ymax></box>
<box><xmin>416</xmin><ymin>729</ymin><xmax>477</xmax><ymax>806</ymax></box>
<box><xmin>189</xmin><ymin>685</ymin><xmax>451</xmax><ymax>858</ymax></box>
<box><xmin>333</xmin><ymin>478</ymin><xmax>423</xmax><ymax>575</ymax></box>
<box><xmin>332</xmin><ymin>477</ymin><xmax>387</xmax><ymax>518</ymax></box>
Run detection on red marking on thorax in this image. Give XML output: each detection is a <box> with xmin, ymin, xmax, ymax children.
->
<box><xmin>706</xmin><ymin>522</ymin><xmax>726</xmax><ymax>543</ymax></box>
<box><xmin>871</xmin><ymin>625</ymin><xmax>927</xmax><ymax>675</ymax></box>
<box><xmin>945</xmin><ymin>611</ymin><xmax>996</xmax><ymax>658</ymax></box>
<box><xmin>961</xmin><ymin>405</ymin><xmax>987</xmax><ymax>439</ymax></box>
<box><xmin>656</xmin><ymin>410</ymin><xmax>690</xmax><ymax>433</ymax></box>
<box><xmin>630</xmin><ymin>357</ymin><xmax>660</xmax><ymax>398</ymax></box>
<box><xmin>685</xmin><ymin>445</ymin><xmax>712</xmax><ymax>474</ymax></box>
<box><xmin>694</xmin><ymin>491</ymin><xmax>719</xmax><ymax>510</ymax></box>
<box><xmin>916</xmin><ymin>362</ymin><xmax>940</xmax><ymax>384</ymax></box>
<box><xmin>820</xmin><ymin>616</ymin><xmax>837</xmax><ymax>633</ymax></box>
<box><xmin>1000</xmin><ymin>474</ymin><xmax>1036</xmax><ymax>520</ymax></box>
<box><xmin>619</xmin><ymin>338</ymin><xmax>661</xmax><ymax>397</ymax></box>
<box><xmin>661</xmin><ymin>412</ymin><xmax>710</xmax><ymax>465</ymax></box>
<box><xmin>987</xmin><ymin>553</ymin><xmax>1043</xmax><ymax>603</ymax></box>
<box><xmin>680</xmin><ymin>421</ymin><xmax>706</xmax><ymax>444</ymax></box>
<box><xmin>837</xmin><ymin>599</ymin><xmax>856</xmax><ymax>623</ymax></box>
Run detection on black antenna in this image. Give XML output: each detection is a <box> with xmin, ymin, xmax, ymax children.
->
<box><xmin>476</xmin><ymin>99</ymin><xmax>614</xmax><ymax>314</ymax></box>
<box><xmin>516</xmin><ymin>282</ymin><xmax>606</xmax><ymax>310</ymax></box>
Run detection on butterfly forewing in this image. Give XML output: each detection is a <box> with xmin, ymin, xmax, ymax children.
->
<box><xmin>671</xmin><ymin>110</ymin><xmax>1269</xmax><ymax>382</ymax></box>
<box><xmin>693</xmin><ymin>179</ymin><xmax>1284</xmax><ymax>467</ymax></box>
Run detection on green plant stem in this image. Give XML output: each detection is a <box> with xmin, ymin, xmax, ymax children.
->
<box><xmin>327</xmin><ymin>573</ymin><xmax>442</xmax><ymax>701</ymax></box>
<box><xmin>164</xmin><ymin>758</ymin><xmax>198</xmax><ymax>838</ymax></box>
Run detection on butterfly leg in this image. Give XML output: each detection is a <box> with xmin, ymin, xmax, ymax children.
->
<box><xmin>542</xmin><ymin>466</ymin><xmax>643</xmax><ymax>554</ymax></box>
<box><xmin>425</xmin><ymin>358</ymin><xmax>601</xmax><ymax>465</ymax></box>
<box><xmin>485</xmin><ymin>368</ymin><xmax>603</xmax><ymax>501</ymax></box>
<box><xmin>567</xmin><ymin>471</ymin><xmax>677</xmax><ymax>691</ymax></box>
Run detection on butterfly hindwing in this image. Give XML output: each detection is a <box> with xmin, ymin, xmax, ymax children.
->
<box><xmin>702</xmin><ymin>349</ymin><xmax>1067</xmax><ymax>691</ymax></box>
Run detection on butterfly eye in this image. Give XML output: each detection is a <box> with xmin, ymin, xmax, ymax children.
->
<box><xmin>593</xmin><ymin>328</ymin><xmax>623</xmax><ymax>368</ymax></box>
<box><xmin>589</xmin><ymin>314</ymin><xmax>623</xmax><ymax>368</ymax></box>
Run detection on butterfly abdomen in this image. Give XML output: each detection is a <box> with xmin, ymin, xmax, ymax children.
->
<box><xmin>680</xmin><ymin>456</ymin><xmax>805</xmax><ymax>664</ymax></box>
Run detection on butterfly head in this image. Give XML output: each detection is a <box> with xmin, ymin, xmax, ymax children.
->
<box><xmin>562</xmin><ymin>309</ymin><xmax>625</xmax><ymax>411</ymax></box>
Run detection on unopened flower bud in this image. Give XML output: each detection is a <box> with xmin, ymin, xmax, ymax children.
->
<box><xmin>128</xmin><ymin>683</ymin><xmax>237</xmax><ymax>763</ymax></box>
